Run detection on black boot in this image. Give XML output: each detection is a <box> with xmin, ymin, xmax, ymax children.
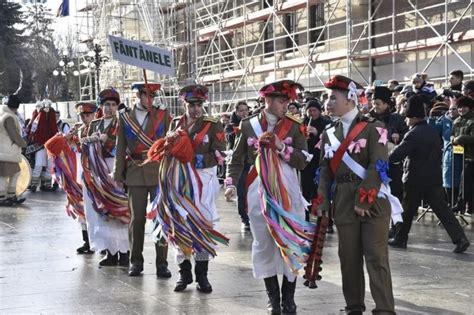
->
<box><xmin>281</xmin><ymin>276</ymin><xmax>297</xmax><ymax>314</ymax></box>
<box><xmin>6</xmin><ymin>195</ymin><xmax>26</xmax><ymax>205</ymax></box>
<box><xmin>76</xmin><ymin>230</ymin><xmax>94</xmax><ymax>254</ymax></box>
<box><xmin>155</xmin><ymin>243</ymin><xmax>171</xmax><ymax>278</ymax></box>
<box><xmin>453</xmin><ymin>237</ymin><xmax>470</xmax><ymax>253</ymax></box>
<box><xmin>264</xmin><ymin>276</ymin><xmax>281</xmax><ymax>314</ymax></box>
<box><xmin>99</xmin><ymin>250</ymin><xmax>118</xmax><ymax>266</ymax></box>
<box><xmin>118</xmin><ymin>251</ymin><xmax>129</xmax><ymax>267</ymax></box>
<box><xmin>174</xmin><ymin>260</ymin><xmax>193</xmax><ymax>292</ymax></box>
<box><xmin>28</xmin><ymin>185</ymin><xmax>37</xmax><ymax>192</ymax></box>
<box><xmin>388</xmin><ymin>237</ymin><xmax>407</xmax><ymax>249</ymax></box>
<box><xmin>195</xmin><ymin>260</ymin><xmax>212</xmax><ymax>293</ymax></box>
<box><xmin>0</xmin><ymin>198</ymin><xmax>13</xmax><ymax>207</ymax></box>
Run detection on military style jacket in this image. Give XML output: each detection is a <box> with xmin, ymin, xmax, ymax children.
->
<box><xmin>87</xmin><ymin>116</ymin><xmax>118</xmax><ymax>158</ymax></box>
<box><xmin>226</xmin><ymin>111</ymin><xmax>309</xmax><ymax>186</ymax></box>
<box><xmin>452</xmin><ymin>110</ymin><xmax>474</xmax><ymax>161</ymax></box>
<box><xmin>317</xmin><ymin>112</ymin><xmax>391</xmax><ymax>225</ymax></box>
<box><xmin>170</xmin><ymin>115</ymin><xmax>226</xmax><ymax>169</ymax></box>
<box><xmin>113</xmin><ymin>105</ymin><xmax>171</xmax><ymax>187</ymax></box>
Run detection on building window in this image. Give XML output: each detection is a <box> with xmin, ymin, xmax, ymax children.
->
<box><xmin>262</xmin><ymin>0</ymin><xmax>273</xmax><ymax>9</ymax></box>
<box><xmin>309</xmin><ymin>4</ymin><xmax>325</xmax><ymax>46</ymax></box>
<box><xmin>285</xmin><ymin>13</ymin><xmax>299</xmax><ymax>49</ymax></box>
<box><xmin>263</xmin><ymin>19</ymin><xmax>274</xmax><ymax>57</ymax></box>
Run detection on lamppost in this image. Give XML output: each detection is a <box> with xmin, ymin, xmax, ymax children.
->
<box><xmin>53</xmin><ymin>50</ymin><xmax>80</xmax><ymax>100</ymax></box>
<box><xmin>53</xmin><ymin>50</ymin><xmax>79</xmax><ymax>118</ymax></box>
<box><xmin>82</xmin><ymin>41</ymin><xmax>109</xmax><ymax>97</ymax></box>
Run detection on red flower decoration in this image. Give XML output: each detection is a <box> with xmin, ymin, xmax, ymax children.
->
<box><xmin>300</xmin><ymin>125</ymin><xmax>308</xmax><ymax>138</ymax></box>
<box><xmin>233</xmin><ymin>126</ymin><xmax>240</xmax><ymax>135</ymax></box>
<box><xmin>215</xmin><ymin>132</ymin><xmax>225</xmax><ymax>142</ymax></box>
<box><xmin>359</xmin><ymin>187</ymin><xmax>377</xmax><ymax>205</ymax></box>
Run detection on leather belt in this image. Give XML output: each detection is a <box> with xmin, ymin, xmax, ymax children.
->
<box><xmin>335</xmin><ymin>173</ymin><xmax>360</xmax><ymax>183</ymax></box>
<box><xmin>129</xmin><ymin>151</ymin><xmax>148</xmax><ymax>161</ymax></box>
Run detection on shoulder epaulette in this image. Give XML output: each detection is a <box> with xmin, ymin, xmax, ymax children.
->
<box><xmin>285</xmin><ymin>112</ymin><xmax>303</xmax><ymax>124</ymax></box>
<box><xmin>203</xmin><ymin>116</ymin><xmax>219</xmax><ymax>123</ymax></box>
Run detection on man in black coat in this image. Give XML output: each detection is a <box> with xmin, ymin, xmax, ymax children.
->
<box><xmin>388</xmin><ymin>95</ymin><xmax>470</xmax><ymax>253</ymax></box>
<box><xmin>300</xmin><ymin>100</ymin><xmax>330</xmax><ymax>221</ymax></box>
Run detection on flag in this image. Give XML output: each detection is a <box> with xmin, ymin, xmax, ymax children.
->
<box><xmin>56</xmin><ymin>0</ymin><xmax>69</xmax><ymax>17</ymax></box>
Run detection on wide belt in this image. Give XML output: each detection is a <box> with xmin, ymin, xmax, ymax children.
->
<box><xmin>129</xmin><ymin>151</ymin><xmax>148</xmax><ymax>161</ymax></box>
<box><xmin>335</xmin><ymin>173</ymin><xmax>360</xmax><ymax>183</ymax></box>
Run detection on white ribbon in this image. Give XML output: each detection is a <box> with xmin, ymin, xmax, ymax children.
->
<box><xmin>324</xmin><ymin>143</ymin><xmax>334</xmax><ymax>159</ymax></box>
<box><xmin>347</xmin><ymin>81</ymin><xmax>360</xmax><ymax>106</ymax></box>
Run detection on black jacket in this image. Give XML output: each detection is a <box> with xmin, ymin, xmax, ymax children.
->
<box><xmin>225</xmin><ymin>111</ymin><xmax>241</xmax><ymax>151</ymax></box>
<box><xmin>389</xmin><ymin>121</ymin><xmax>443</xmax><ymax>187</ymax></box>
<box><xmin>368</xmin><ymin>109</ymin><xmax>408</xmax><ymax>144</ymax></box>
<box><xmin>303</xmin><ymin>115</ymin><xmax>331</xmax><ymax>157</ymax></box>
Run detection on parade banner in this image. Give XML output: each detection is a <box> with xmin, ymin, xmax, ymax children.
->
<box><xmin>108</xmin><ymin>35</ymin><xmax>175</xmax><ymax>77</ymax></box>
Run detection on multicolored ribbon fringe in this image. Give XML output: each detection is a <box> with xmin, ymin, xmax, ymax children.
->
<box><xmin>44</xmin><ymin>134</ymin><xmax>84</xmax><ymax>221</ymax></box>
<box><xmin>147</xmin><ymin>133</ymin><xmax>229</xmax><ymax>257</ymax></box>
<box><xmin>81</xmin><ymin>142</ymin><xmax>130</xmax><ymax>224</ymax></box>
<box><xmin>255</xmin><ymin>141</ymin><xmax>316</xmax><ymax>274</ymax></box>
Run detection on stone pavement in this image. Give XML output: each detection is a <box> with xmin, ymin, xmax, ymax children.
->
<box><xmin>0</xmin><ymin>191</ymin><xmax>472</xmax><ymax>315</ymax></box>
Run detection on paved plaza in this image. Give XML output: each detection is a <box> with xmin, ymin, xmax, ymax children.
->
<box><xmin>0</xmin><ymin>191</ymin><xmax>472</xmax><ymax>314</ymax></box>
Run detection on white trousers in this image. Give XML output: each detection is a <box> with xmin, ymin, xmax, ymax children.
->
<box><xmin>247</xmin><ymin>161</ymin><xmax>308</xmax><ymax>282</ymax></box>
<box><xmin>83</xmin><ymin>158</ymin><xmax>129</xmax><ymax>254</ymax></box>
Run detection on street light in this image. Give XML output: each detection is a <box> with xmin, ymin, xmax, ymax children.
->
<box><xmin>53</xmin><ymin>52</ymin><xmax>79</xmax><ymax>101</ymax></box>
<box><xmin>83</xmin><ymin>43</ymin><xmax>109</xmax><ymax>95</ymax></box>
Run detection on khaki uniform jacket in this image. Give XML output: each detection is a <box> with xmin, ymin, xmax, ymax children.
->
<box><xmin>170</xmin><ymin>115</ymin><xmax>225</xmax><ymax>169</ymax></box>
<box><xmin>317</xmin><ymin>113</ymin><xmax>391</xmax><ymax>225</ymax></box>
<box><xmin>113</xmin><ymin>106</ymin><xmax>171</xmax><ymax>187</ymax></box>
<box><xmin>226</xmin><ymin>112</ymin><xmax>309</xmax><ymax>186</ymax></box>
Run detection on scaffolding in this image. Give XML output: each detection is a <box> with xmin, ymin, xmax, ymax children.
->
<box><xmin>83</xmin><ymin>0</ymin><xmax>473</xmax><ymax>113</ymax></box>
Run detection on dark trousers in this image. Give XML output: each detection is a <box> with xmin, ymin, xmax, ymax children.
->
<box><xmin>457</xmin><ymin>160</ymin><xmax>474</xmax><ymax>213</ymax></box>
<box><xmin>237</xmin><ymin>162</ymin><xmax>250</xmax><ymax>224</ymax></box>
<box><xmin>128</xmin><ymin>185</ymin><xmax>168</xmax><ymax>265</ymax></box>
<box><xmin>398</xmin><ymin>184</ymin><xmax>466</xmax><ymax>244</ymax></box>
<box><xmin>337</xmin><ymin>216</ymin><xmax>395</xmax><ymax>314</ymax></box>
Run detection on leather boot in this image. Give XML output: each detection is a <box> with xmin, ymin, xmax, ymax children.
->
<box><xmin>281</xmin><ymin>276</ymin><xmax>297</xmax><ymax>314</ymax></box>
<box><xmin>76</xmin><ymin>230</ymin><xmax>94</xmax><ymax>254</ymax></box>
<box><xmin>155</xmin><ymin>243</ymin><xmax>171</xmax><ymax>278</ymax></box>
<box><xmin>264</xmin><ymin>276</ymin><xmax>281</xmax><ymax>314</ymax></box>
<box><xmin>195</xmin><ymin>260</ymin><xmax>212</xmax><ymax>293</ymax></box>
<box><xmin>118</xmin><ymin>251</ymin><xmax>129</xmax><ymax>267</ymax></box>
<box><xmin>6</xmin><ymin>195</ymin><xmax>26</xmax><ymax>205</ymax></box>
<box><xmin>99</xmin><ymin>250</ymin><xmax>118</xmax><ymax>266</ymax></box>
<box><xmin>174</xmin><ymin>260</ymin><xmax>193</xmax><ymax>292</ymax></box>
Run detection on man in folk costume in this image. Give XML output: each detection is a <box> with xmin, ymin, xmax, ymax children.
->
<box><xmin>225</xmin><ymin>80</ymin><xmax>315</xmax><ymax>314</ymax></box>
<box><xmin>0</xmin><ymin>95</ymin><xmax>27</xmax><ymax>206</ymax></box>
<box><xmin>113</xmin><ymin>82</ymin><xmax>172</xmax><ymax>278</ymax></box>
<box><xmin>45</xmin><ymin>102</ymin><xmax>97</xmax><ymax>254</ymax></box>
<box><xmin>149</xmin><ymin>84</ymin><xmax>228</xmax><ymax>293</ymax></box>
<box><xmin>79</xmin><ymin>88</ymin><xmax>130</xmax><ymax>266</ymax></box>
<box><xmin>317</xmin><ymin>76</ymin><xmax>401</xmax><ymax>315</ymax></box>
<box><xmin>27</xmin><ymin>99</ymin><xmax>58</xmax><ymax>191</ymax></box>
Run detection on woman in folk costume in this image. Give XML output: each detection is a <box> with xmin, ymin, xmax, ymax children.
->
<box><xmin>80</xmin><ymin>88</ymin><xmax>130</xmax><ymax>266</ymax></box>
<box><xmin>225</xmin><ymin>80</ymin><xmax>316</xmax><ymax>314</ymax></box>
<box><xmin>147</xmin><ymin>84</ymin><xmax>229</xmax><ymax>293</ymax></box>
<box><xmin>45</xmin><ymin>102</ymin><xmax>97</xmax><ymax>254</ymax></box>
<box><xmin>27</xmin><ymin>100</ymin><xmax>58</xmax><ymax>191</ymax></box>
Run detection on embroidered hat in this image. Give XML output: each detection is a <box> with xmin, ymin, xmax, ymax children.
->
<box><xmin>131</xmin><ymin>82</ymin><xmax>161</xmax><ymax>95</ymax></box>
<box><xmin>76</xmin><ymin>101</ymin><xmax>98</xmax><ymax>114</ymax></box>
<box><xmin>324</xmin><ymin>75</ymin><xmax>364</xmax><ymax>105</ymax></box>
<box><xmin>179</xmin><ymin>84</ymin><xmax>209</xmax><ymax>103</ymax></box>
<box><xmin>98</xmin><ymin>88</ymin><xmax>120</xmax><ymax>105</ymax></box>
<box><xmin>259</xmin><ymin>80</ymin><xmax>304</xmax><ymax>101</ymax></box>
